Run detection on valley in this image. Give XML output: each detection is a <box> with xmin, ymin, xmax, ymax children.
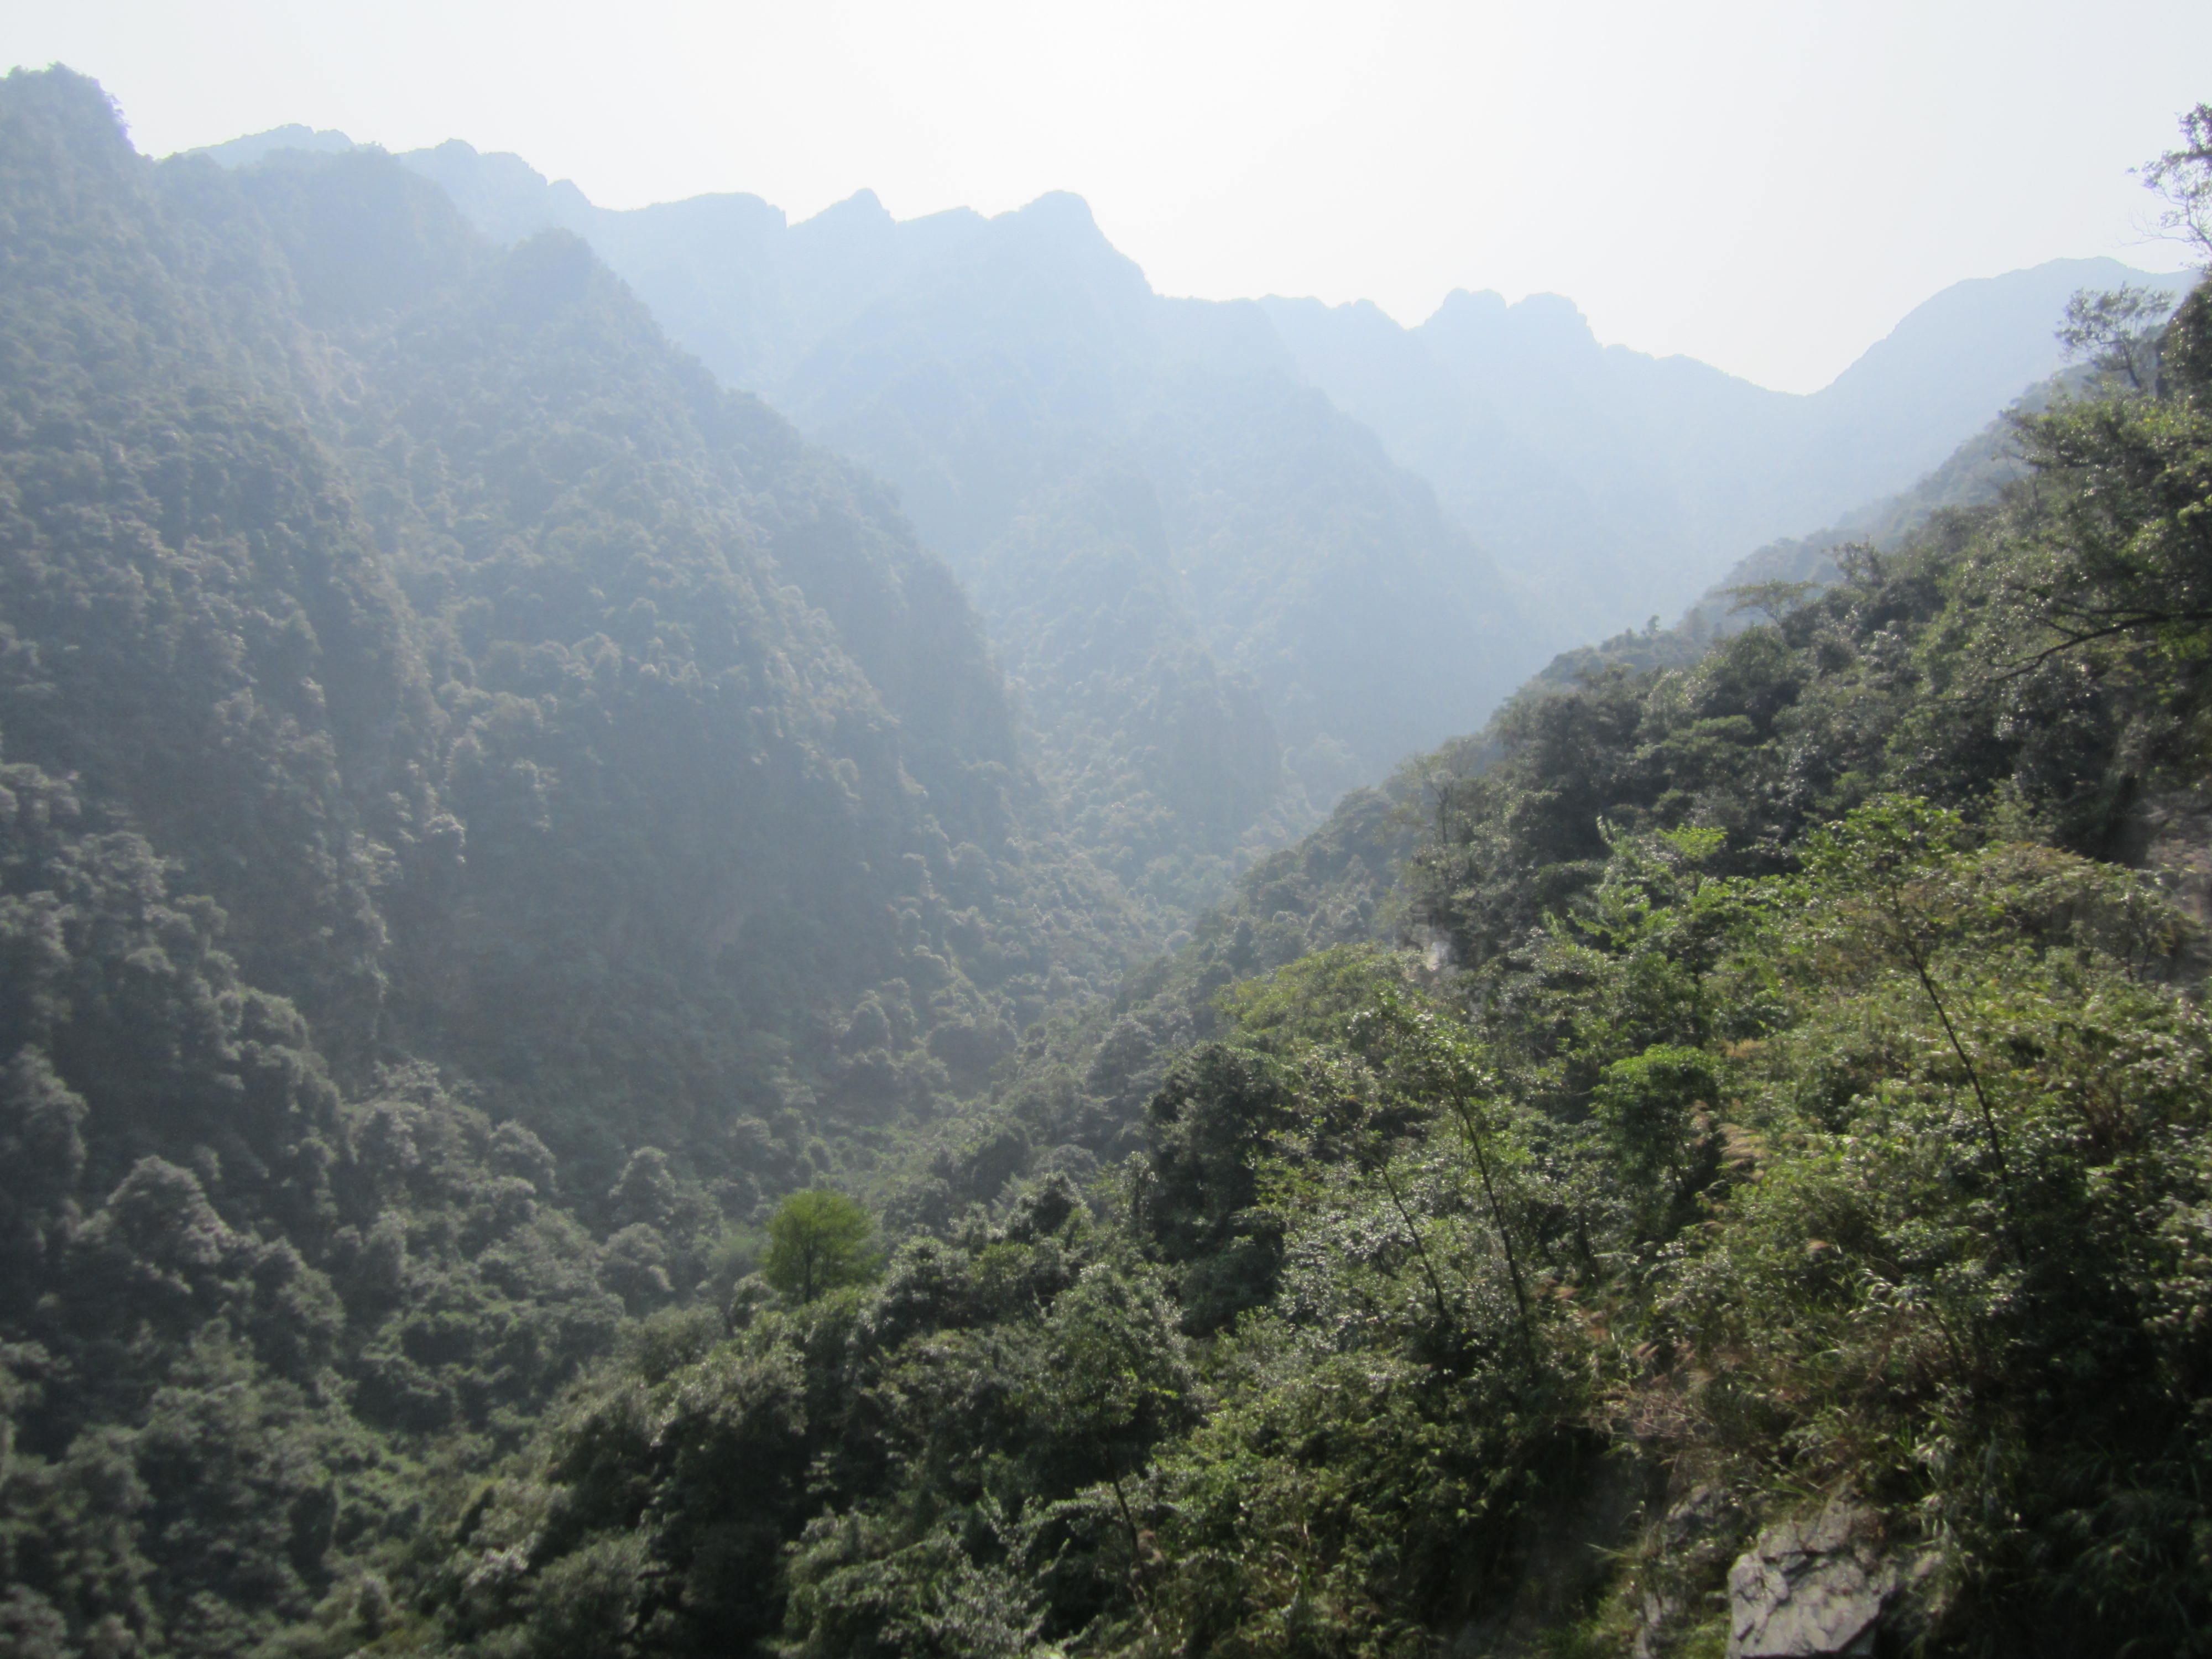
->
<box><xmin>2</xmin><ymin>63</ymin><xmax>2209</xmax><ymax>1659</ymax></box>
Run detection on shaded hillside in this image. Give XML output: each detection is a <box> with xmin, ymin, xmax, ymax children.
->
<box><xmin>963</xmin><ymin>470</ymin><xmax>1301</xmax><ymax>925</ymax></box>
<box><xmin>0</xmin><ymin>66</ymin><xmax>1147</xmax><ymax>1656</ymax></box>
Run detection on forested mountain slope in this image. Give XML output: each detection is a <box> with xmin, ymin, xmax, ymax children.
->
<box><xmin>18</xmin><ymin>62</ymin><xmax>2212</xmax><ymax>1659</ymax></box>
<box><xmin>194</xmin><ymin>135</ymin><xmax>1535</xmax><ymax>914</ymax></box>
<box><xmin>874</xmin><ymin>347</ymin><xmax>2159</xmax><ymax>1287</ymax></box>
<box><xmin>387</xmin><ymin>246</ymin><xmax>2212</xmax><ymax>1658</ymax></box>
<box><xmin>1261</xmin><ymin>257</ymin><xmax>2195</xmax><ymax>640</ymax></box>
<box><xmin>195</xmin><ymin>129</ymin><xmax>2169</xmax><ymax>925</ymax></box>
<box><xmin>8</xmin><ymin>70</ymin><xmax>1145</xmax><ymax>1168</ymax></box>
<box><xmin>0</xmin><ymin>65</ymin><xmax>1144</xmax><ymax>1656</ymax></box>
<box><xmin>734</xmin><ymin>189</ymin><xmax>1510</xmax><ymax>895</ymax></box>
<box><xmin>208</xmin><ymin>132</ymin><xmax>2183</xmax><ymax>857</ymax></box>
<box><xmin>363</xmin><ymin>140</ymin><xmax>1531</xmax><ymax>911</ymax></box>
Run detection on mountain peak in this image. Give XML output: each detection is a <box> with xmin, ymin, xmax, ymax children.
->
<box><xmin>185</xmin><ymin>122</ymin><xmax>356</xmax><ymax>169</ymax></box>
<box><xmin>1421</xmin><ymin>287</ymin><xmax>1595</xmax><ymax>353</ymax></box>
<box><xmin>1011</xmin><ymin>189</ymin><xmax>1098</xmax><ymax>228</ymax></box>
<box><xmin>804</xmin><ymin>187</ymin><xmax>891</xmax><ymax>225</ymax></box>
<box><xmin>1430</xmin><ymin>287</ymin><xmax>1508</xmax><ymax>324</ymax></box>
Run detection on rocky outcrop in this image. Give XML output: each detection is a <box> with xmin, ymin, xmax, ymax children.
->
<box><xmin>1725</xmin><ymin>1502</ymin><xmax>1905</xmax><ymax>1658</ymax></box>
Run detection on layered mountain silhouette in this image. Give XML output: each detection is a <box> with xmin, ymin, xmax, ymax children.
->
<box><xmin>16</xmin><ymin>71</ymin><xmax>2212</xmax><ymax>1659</ymax></box>
<box><xmin>1262</xmin><ymin>258</ymin><xmax>2193</xmax><ymax>634</ymax></box>
<box><xmin>4</xmin><ymin>74</ymin><xmax>1145</xmax><ymax>1193</ymax></box>
<box><xmin>194</xmin><ymin>129</ymin><xmax>2189</xmax><ymax>916</ymax></box>
<box><xmin>311</xmin><ymin>142</ymin><xmax>1523</xmax><ymax>914</ymax></box>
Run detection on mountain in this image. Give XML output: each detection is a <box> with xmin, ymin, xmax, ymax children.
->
<box><xmin>0</xmin><ymin>66</ymin><xmax>1158</xmax><ymax>1654</ymax></box>
<box><xmin>22</xmin><ymin>66</ymin><xmax>2212</xmax><ymax>1659</ymax></box>
<box><xmin>195</xmin><ymin>136</ymin><xmax>1534</xmax><ymax>921</ymax></box>
<box><xmin>185</xmin><ymin>122</ymin><xmax>353</xmax><ymax>169</ymax></box>
<box><xmin>249</xmin><ymin>135</ymin><xmax>2184</xmax><ymax>790</ymax></box>
<box><xmin>1259</xmin><ymin>258</ymin><xmax>2194</xmax><ymax>638</ymax></box>
<box><xmin>1517</xmin><ymin>361</ymin><xmax>2099</xmax><ymax>691</ymax></box>
<box><xmin>377</xmin><ymin>264</ymin><xmax>2212</xmax><ymax>1659</ymax></box>
<box><xmin>195</xmin><ymin>132</ymin><xmax>2177</xmax><ymax>926</ymax></box>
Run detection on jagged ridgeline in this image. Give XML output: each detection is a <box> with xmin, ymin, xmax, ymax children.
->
<box><xmin>367</xmin><ymin>144</ymin><xmax>1533</xmax><ymax>905</ymax></box>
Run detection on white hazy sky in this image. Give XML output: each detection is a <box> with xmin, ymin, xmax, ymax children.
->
<box><xmin>6</xmin><ymin>0</ymin><xmax>2207</xmax><ymax>393</ymax></box>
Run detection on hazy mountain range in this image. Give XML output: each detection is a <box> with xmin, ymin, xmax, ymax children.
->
<box><xmin>13</xmin><ymin>70</ymin><xmax>2212</xmax><ymax>1658</ymax></box>
<box><xmin>1262</xmin><ymin>254</ymin><xmax>2193</xmax><ymax>631</ymax></box>
<box><xmin>198</xmin><ymin>128</ymin><xmax>2188</xmax><ymax>881</ymax></box>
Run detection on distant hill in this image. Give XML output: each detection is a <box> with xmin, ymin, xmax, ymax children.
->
<box><xmin>369</xmin><ymin>142</ymin><xmax>2188</xmax><ymax>684</ymax></box>
<box><xmin>1261</xmin><ymin>259</ymin><xmax>2193</xmax><ymax>638</ymax></box>
<box><xmin>194</xmin><ymin>128</ymin><xmax>2190</xmax><ymax>912</ymax></box>
<box><xmin>1515</xmin><ymin>357</ymin><xmax>2130</xmax><ymax>695</ymax></box>
<box><xmin>187</xmin><ymin>121</ymin><xmax>353</xmax><ymax>168</ymax></box>
<box><xmin>353</xmin><ymin>142</ymin><xmax>1532</xmax><ymax>918</ymax></box>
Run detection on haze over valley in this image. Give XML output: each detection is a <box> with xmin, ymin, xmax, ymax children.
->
<box><xmin>4</xmin><ymin>30</ymin><xmax>2212</xmax><ymax>1659</ymax></box>
<box><xmin>196</xmin><ymin>123</ymin><xmax>2197</xmax><ymax>878</ymax></box>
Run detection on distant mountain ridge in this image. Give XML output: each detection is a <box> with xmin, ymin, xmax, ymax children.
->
<box><xmin>192</xmin><ymin>135</ymin><xmax>2187</xmax><ymax>647</ymax></box>
<box><xmin>1261</xmin><ymin>257</ymin><xmax>2193</xmax><ymax>635</ymax></box>
<box><xmin>284</xmin><ymin>135</ymin><xmax>1530</xmax><ymax>917</ymax></box>
<box><xmin>191</xmin><ymin>127</ymin><xmax>2190</xmax><ymax>905</ymax></box>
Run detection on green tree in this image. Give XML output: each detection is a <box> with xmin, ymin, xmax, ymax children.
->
<box><xmin>762</xmin><ymin>1191</ymin><xmax>880</xmax><ymax>1303</ymax></box>
<box><xmin>2141</xmin><ymin>100</ymin><xmax>2212</xmax><ymax>257</ymax></box>
<box><xmin>2056</xmin><ymin>284</ymin><xmax>2173</xmax><ymax>391</ymax></box>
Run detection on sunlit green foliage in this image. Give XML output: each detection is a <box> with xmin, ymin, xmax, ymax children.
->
<box><xmin>763</xmin><ymin>1189</ymin><xmax>880</xmax><ymax>1302</ymax></box>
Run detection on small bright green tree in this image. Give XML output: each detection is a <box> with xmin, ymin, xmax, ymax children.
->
<box><xmin>762</xmin><ymin>1189</ymin><xmax>879</xmax><ymax>1302</ymax></box>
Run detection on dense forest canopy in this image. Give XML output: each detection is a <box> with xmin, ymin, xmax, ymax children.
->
<box><xmin>0</xmin><ymin>64</ymin><xmax>1148</xmax><ymax>1656</ymax></box>
<box><xmin>5</xmin><ymin>60</ymin><xmax>2212</xmax><ymax>1659</ymax></box>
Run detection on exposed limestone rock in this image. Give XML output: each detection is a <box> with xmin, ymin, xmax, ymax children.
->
<box><xmin>1726</xmin><ymin>1501</ymin><xmax>1898</xmax><ymax>1658</ymax></box>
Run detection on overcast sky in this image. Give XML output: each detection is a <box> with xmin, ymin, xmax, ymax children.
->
<box><xmin>7</xmin><ymin>0</ymin><xmax>2206</xmax><ymax>393</ymax></box>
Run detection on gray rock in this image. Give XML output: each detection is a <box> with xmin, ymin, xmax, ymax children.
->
<box><xmin>1726</xmin><ymin>1501</ymin><xmax>1898</xmax><ymax>1658</ymax></box>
